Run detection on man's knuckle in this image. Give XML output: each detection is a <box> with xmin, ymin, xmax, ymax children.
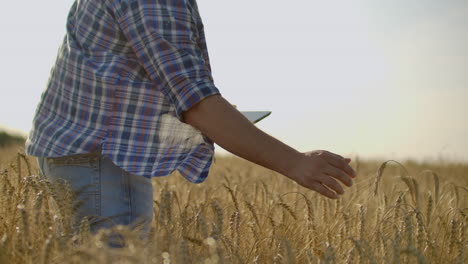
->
<box><xmin>320</xmin><ymin>160</ymin><xmax>329</xmax><ymax>168</ymax></box>
<box><xmin>337</xmin><ymin>160</ymin><xmax>345</xmax><ymax>168</ymax></box>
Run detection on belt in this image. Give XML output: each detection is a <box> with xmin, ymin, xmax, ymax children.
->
<box><xmin>45</xmin><ymin>148</ymin><xmax>101</xmax><ymax>166</ymax></box>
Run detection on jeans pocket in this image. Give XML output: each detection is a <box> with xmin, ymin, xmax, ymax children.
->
<box><xmin>46</xmin><ymin>159</ymin><xmax>100</xmax><ymax>193</ymax></box>
<box><xmin>45</xmin><ymin>157</ymin><xmax>102</xmax><ymax>223</ymax></box>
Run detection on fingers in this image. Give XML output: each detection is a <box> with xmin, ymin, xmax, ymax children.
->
<box><xmin>325</xmin><ymin>151</ymin><xmax>345</xmax><ymax>160</ymax></box>
<box><xmin>310</xmin><ymin>182</ymin><xmax>338</xmax><ymax>199</ymax></box>
<box><xmin>324</xmin><ymin>152</ymin><xmax>356</xmax><ymax>178</ymax></box>
<box><xmin>324</xmin><ymin>166</ymin><xmax>353</xmax><ymax>187</ymax></box>
<box><xmin>317</xmin><ymin>174</ymin><xmax>345</xmax><ymax>195</ymax></box>
<box><xmin>298</xmin><ymin>151</ymin><xmax>357</xmax><ymax>199</ymax></box>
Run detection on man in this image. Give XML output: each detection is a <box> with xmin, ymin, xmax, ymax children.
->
<box><xmin>26</xmin><ymin>0</ymin><xmax>356</xmax><ymax>237</ymax></box>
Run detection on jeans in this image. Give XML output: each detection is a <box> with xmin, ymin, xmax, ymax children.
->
<box><xmin>36</xmin><ymin>149</ymin><xmax>154</xmax><ymax>241</ymax></box>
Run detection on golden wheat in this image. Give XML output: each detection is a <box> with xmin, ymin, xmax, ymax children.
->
<box><xmin>0</xmin><ymin>146</ymin><xmax>466</xmax><ymax>263</ymax></box>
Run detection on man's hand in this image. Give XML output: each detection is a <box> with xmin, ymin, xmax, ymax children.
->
<box><xmin>286</xmin><ymin>150</ymin><xmax>356</xmax><ymax>199</ymax></box>
<box><xmin>184</xmin><ymin>95</ymin><xmax>357</xmax><ymax>199</ymax></box>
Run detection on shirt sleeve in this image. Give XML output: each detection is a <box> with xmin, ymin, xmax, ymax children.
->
<box><xmin>115</xmin><ymin>0</ymin><xmax>220</xmax><ymax>118</ymax></box>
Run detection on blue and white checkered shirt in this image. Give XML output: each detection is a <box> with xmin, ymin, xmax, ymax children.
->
<box><xmin>25</xmin><ymin>0</ymin><xmax>221</xmax><ymax>183</ymax></box>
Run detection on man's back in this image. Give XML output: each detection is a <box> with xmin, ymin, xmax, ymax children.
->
<box><xmin>26</xmin><ymin>0</ymin><xmax>221</xmax><ymax>183</ymax></box>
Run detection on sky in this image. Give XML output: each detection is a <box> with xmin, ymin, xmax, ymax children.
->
<box><xmin>0</xmin><ymin>0</ymin><xmax>467</xmax><ymax>162</ymax></box>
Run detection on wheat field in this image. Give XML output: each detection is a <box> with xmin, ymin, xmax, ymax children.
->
<box><xmin>0</xmin><ymin>145</ymin><xmax>466</xmax><ymax>264</ymax></box>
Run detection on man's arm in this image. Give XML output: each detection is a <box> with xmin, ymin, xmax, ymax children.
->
<box><xmin>183</xmin><ymin>95</ymin><xmax>357</xmax><ymax>199</ymax></box>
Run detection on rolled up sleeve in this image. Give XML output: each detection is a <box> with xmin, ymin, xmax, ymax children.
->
<box><xmin>116</xmin><ymin>0</ymin><xmax>220</xmax><ymax>118</ymax></box>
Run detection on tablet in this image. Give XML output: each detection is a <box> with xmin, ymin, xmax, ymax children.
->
<box><xmin>241</xmin><ymin>111</ymin><xmax>272</xmax><ymax>124</ymax></box>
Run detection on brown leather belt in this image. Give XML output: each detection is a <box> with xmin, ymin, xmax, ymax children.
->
<box><xmin>45</xmin><ymin>148</ymin><xmax>101</xmax><ymax>165</ymax></box>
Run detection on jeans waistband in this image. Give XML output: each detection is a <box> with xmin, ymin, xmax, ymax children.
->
<box><xmin>45</xmin><ymin>147</ymin><xmax>101</xmax><ymax>165</ymax></box>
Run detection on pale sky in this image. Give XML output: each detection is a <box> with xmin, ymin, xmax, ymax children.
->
<box><xmin>1</xmin><ymin>0</ymin><xmax>467</xmax><ymax>162</ymax></box>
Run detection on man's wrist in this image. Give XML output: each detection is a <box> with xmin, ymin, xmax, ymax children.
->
<box><xmin>273</xmin><ymin>147</ymin><xmax>304</xmax><ymax>178</ymax></box>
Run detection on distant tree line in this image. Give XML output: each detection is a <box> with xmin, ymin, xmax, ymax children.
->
<box><xmin>0</xmin><ymin>131</ymin><xmax>26</xmax><ymax>147</ymax></box>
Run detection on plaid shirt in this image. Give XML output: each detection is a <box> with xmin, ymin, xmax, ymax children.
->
<box><xmin>25</xmin><ymin>0</ymin><xmax>221</xmax><ymax>183</ymax></box>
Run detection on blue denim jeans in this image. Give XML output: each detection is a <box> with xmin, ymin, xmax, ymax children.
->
<box><xmin>37</xmin><ymin>150</ymin><xmax>154</xmax><ymax>240</ymax></box>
